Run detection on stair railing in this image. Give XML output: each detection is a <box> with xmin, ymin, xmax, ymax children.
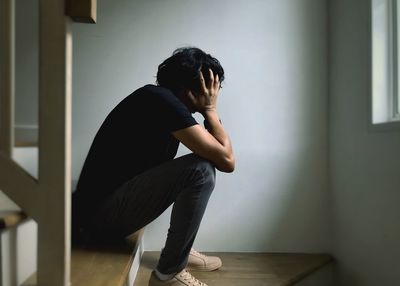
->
<box><xmin>0</xmin><ymin>0</ymin><xmax>72</xmax><ymax>285</ymax></box>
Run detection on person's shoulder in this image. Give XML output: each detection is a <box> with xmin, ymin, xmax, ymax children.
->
<box><xmin>141</xmin><ymin>84</ymin><xmax>175</xmax><ymax>98</ymax></box>
<box><xmin>140</xmin><ymin>84</ymin><xmax>182</xmax><ymax>105</ymax></box>
<box><xmin>121</xmin><ymin>85</ymin><xmax>180</xmax><ymax>111</ymax></box>
<box><xmin>120</xmin><ymin>84</ymin><xmax>170</xmax><ymax>103</ymax></box>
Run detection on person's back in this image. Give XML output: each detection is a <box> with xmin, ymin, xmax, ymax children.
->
<box><xmin>72</xmin><ymin>85</ymin><xmax>197</xmax><ymax>232</ymax></box>
<box><xmin>72</xmin><ymin>47</ymin><xmax>235</xmax><ymax>286</ymax></box>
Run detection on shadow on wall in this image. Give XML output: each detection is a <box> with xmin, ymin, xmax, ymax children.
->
<box><xmin>260</xmin><ymin>151</ymin><xmax>330</xmax><ymax>252</ymax></box>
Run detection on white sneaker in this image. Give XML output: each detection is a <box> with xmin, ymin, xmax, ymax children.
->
<box><xmin>186</xmin><ymin>249</ymin><xmax>222</xmax><ymax>272</ymax></box>
<box><xmin>149</xmin><ymin>269</ymin><xmax>208</xmax><ymax>286</ymax></box>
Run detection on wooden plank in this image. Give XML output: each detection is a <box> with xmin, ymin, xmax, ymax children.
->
<box><xmin>71</xmin><ymin>229</ymin><xmax>144</xmax><ymax>286</ymax></box>
<box><xmin>0</xmin><ymin>0</ymin><xmax>15</xmax><ymax>157</ymax></box>
<box><xmin>22</xmin><ymin>229</ymin><xmax>144</xmax><ymax>286</ymax></box>
<box><xmin>36</xmin><ymin>0</ymin><xmax>72</xmax><ymax>285</ymax></box>
<box><xmin>1</xmin><ymin>0</ymin><xmax>73</xmax><ymax>285</ymax></box>
<box><xmin>66</xmin><ymin>0</ymin><xmax>97</xmax><ymax>23</ymax></box>
<box><xmin>0</xmin><ymin>154</ymin><xmax>39</xmax><ymax>218</ymax></box>
<box><xmin>134</xmin><ymin>252</ymin><xmax>333</xmax><ymax>286</ymax></box>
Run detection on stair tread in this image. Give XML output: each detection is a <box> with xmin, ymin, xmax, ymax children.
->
<box><xmin>134</xmin><ymin>251</ymin><xmax>333</xmax><ymax>286</ymax></box>
<box><xmin>22</xmin><ymin>228</ymin><xmax>144</xmax><ymax>286</ymax></box>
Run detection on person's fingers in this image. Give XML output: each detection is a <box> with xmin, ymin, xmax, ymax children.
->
<box><xmin>199</xmin><ymin>71</ymin><xmax>208</xmax><ymax>93</ymax></box>
<box><xmin>208</xmin><ymin>68</ymin><xmax>214</xmax><ymax>89</ymax></box>
<box><xmin>214</xmin><ymin>74</ymin><xmax>220</xmax><ymax>90</ymax></box>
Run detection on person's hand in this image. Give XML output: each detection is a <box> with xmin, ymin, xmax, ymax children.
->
<box><xmin>187</xmin><ymin>69</ymin><xmax>220</xmax><ymax>114</ymax></box>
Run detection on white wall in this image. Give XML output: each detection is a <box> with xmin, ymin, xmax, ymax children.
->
<box><xmin>15</xmin><ymin>0</ymin><xmax>39</xmax><ymax>140</ymax></box>
<box><xmin>72</xmin><ymin>0</ymin><xmax>331</xmax><ymax>252</ymax></box>
<box><xmin>329</xmin><ymin>0</ymin><xmax>400</xmax><ymax>285</ymax></box>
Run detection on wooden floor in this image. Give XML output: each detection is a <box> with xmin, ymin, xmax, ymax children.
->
<box><xmin>134</xmin><ymin>251</ymin><xmax>332</xmax><ymax>286</ymax></box>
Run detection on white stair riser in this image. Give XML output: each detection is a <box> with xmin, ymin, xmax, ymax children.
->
<box><xmin>127</xmin><ymin>240</ymin><xmax>144</xmax><ymax>286</ymax></box>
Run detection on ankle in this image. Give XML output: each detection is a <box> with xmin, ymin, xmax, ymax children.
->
<box><xmin>155</xmin><ymin>268</ymin><xmax>176</xmax><ymax>281</ymax></box>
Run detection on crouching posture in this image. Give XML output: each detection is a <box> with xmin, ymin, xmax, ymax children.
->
<box><xmin>72</xmin><ymin>47</ymin><xmax>235</xmax><ymax>286</ymax></box>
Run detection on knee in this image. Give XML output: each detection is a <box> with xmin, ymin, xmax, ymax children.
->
<box><xmin>196</xmin><ymin>158</ymin><xmax>216</xmax><ymax>190</ymax></box>
<box><xmin>182</xmin><ymin>153</ymin><xmax>216</xmax><ymax>189</ymax></box>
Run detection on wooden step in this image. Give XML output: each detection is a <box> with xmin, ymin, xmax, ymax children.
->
<box><xmin>22</xmin><ymin>228</ymin><xmax>144</xmax><ymax>286</ymax></box>
<box><xmin>71</xmin><ymin>229</ymin><xmax>144</xmax><ymax>286</ymax></box>
<box><xmin>134</xmin><ymin>251</ymin><xmax>333</xmax><ymax>286</ymax></box>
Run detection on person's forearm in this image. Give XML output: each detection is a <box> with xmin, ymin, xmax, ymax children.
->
<box><xmin>202</xmin><ymin>109</ymin><xmax>234</xmax><ymax>159</ymax></box>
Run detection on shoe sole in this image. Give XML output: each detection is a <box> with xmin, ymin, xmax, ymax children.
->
<box><xmin>186</xmin><ymin>261</ymin><xmax>222</xmax><ymax>272</ymax></box>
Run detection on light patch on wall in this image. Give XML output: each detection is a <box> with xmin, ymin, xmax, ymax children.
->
<box><xmin>371</xmin><ymin>0</ymin><xmax>400</xmax><ymax>125</ymax></box>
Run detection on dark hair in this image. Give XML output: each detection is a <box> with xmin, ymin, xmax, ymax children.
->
<box><xmin>156</xmin><ymin>47</ymin><xmax>225</xmax><ymax>93</ymax></box>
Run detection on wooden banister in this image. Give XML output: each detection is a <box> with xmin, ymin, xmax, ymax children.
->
<box><xmin>0</xmin><ymin>0</ymin><xmax>15</xmax><ymax>157</ymax></box>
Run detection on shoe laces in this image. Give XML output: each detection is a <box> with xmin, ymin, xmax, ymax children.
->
<box><xmin>178</xmin><ymin>269</ymin><xmax>206</xmax><ymax>286</ymax></box>
<box><xmin>190</xmin><ymin>249</ymin><xmax>207</xmax><ymax>259</ymax></box>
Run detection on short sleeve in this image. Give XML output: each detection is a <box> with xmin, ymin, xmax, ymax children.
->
<box><xmin>144</xmin><ymin>85</ymin><xmax>198</xmax><ymax>132</ymax></box>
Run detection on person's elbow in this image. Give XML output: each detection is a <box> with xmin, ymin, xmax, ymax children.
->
<box><xmin>217</xmin><ymin>155</ymin><xmax>235</xmax><ymax>173</ymax></box>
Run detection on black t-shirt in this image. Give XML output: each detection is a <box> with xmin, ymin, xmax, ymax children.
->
<box><xmin>72</xmin><ymin>84</ymin><xmax>197</xmax><ymax>217</ymax></box>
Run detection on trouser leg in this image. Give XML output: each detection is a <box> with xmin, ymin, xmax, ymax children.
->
<box><xmin>88</xmin><ymin>153</ymin><xmax>216</xmax><ymax>273</ymax></box>
<box><xmin>156</xmin><ymin>160</ymin><xmax>215</xmax><ymax>274</ymax></box>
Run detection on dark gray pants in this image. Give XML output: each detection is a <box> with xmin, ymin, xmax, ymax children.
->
<box><xmin>88</xmin><ymin>153</ymin><xmax>216</xmax><ymax>274</ymax></box>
